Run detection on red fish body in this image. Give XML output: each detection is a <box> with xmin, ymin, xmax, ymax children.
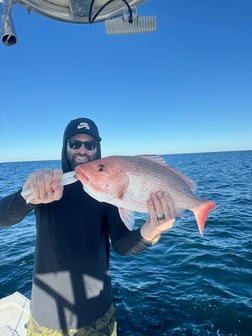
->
<box><xmin>75</xmin><ymin>155</ymin><xmax>216</xmax><ymax>235</ymax></box>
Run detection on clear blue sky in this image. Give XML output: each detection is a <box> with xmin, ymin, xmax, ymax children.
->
<box><xmin>0</xmin><ymin>0</ymin><xmax>251</xmax><ymax>162</ymax></box>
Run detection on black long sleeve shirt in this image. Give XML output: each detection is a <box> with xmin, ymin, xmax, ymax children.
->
<box><xmin>0</xmin><ymin>181</ymin><xmax>151</xmax><ymax>329</ymax></box>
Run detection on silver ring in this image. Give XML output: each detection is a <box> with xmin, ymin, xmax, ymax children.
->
<box><xmin>156</xmin><ymin>214</ymin><xmax>165</xmax><ymax>221</ymax></box>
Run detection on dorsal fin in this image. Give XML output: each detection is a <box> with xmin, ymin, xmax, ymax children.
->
<box><xmin>138</xmin><ymin>154</ymin><xmax>169</xmax><ymax>167</ymax></box>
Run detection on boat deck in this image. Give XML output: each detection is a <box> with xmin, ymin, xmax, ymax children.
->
<box><xmin>0</xmin><ymin>292</ymin><xmax>30</xmax><ymax>336</ymax></box>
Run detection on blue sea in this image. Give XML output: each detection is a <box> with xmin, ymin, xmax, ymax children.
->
<box><xmin>0</xmin><ymin>151</ymin><xmax>251</xmax><ymax>336</ymax></box>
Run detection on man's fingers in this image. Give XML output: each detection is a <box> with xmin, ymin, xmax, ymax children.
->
<box><xmin>148</xmin><ymin>191</ymin><xmax>176</xmax><ymax>222</ymax></box>
<box><xmin>158</xmin><ymin>191</ymin><xmax>176</xmax><ymax>220</ymax></box>
<box><xmin>22</xmin><ymin>169</ymin><xmax>63</xmax><ymax>204</ymax></box>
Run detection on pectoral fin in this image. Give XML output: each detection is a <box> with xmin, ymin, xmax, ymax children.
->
<box><xmin>118</xmin><ymin>208</ymin><xmax>135</xmax><ymax>230</ymax></box>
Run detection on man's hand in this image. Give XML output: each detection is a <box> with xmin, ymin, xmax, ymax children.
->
<box><xmin>21</xmin><ymin>169</ymin><xmax>64</xmax><ymax>204</ymax></box>
<box><xmin>140</xmin><ymin>191</ymin><xmax>176</xmax><ymax>244</ymax></box>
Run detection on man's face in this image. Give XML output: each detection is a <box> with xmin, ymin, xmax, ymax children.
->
<box><xmin>66</xmin><ymin>134</ymin><xmax>99</xmax><ymax>170</ymax></box>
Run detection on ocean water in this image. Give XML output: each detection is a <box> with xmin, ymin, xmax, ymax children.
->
<box><xmin>0</xmin><ymin>151</ymin><xmax>251</xmax><ymax>336</ymax></box>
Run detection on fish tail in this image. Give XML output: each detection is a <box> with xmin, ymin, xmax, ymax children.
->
<box><xmin>192</xmin><ymin>200</ymin><xmax>216</xmax><ymax>236</ymax></box>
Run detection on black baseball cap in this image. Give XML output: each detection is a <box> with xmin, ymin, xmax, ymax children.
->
<box><xmin>63</xmin><ymin>118</ymin><xmax>102</xmax><ymax>142</ymax></box>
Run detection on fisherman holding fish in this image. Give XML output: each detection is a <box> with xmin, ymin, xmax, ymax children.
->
<box><xmin>0</xmin><ymin>118</ymin><xmax>179</xmax><ymax>336</ymax></box>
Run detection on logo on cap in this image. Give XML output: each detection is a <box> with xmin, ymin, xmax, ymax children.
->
<box><xmin>77</xmin><ymin>122</ymin><xmax>91</xmax><ymax>130</ymax></box>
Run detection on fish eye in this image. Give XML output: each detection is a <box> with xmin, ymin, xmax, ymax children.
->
<box><xmin>97</xmin><ymin>164</ymin><xmax>105</xmax><ymax>172</ymax></box>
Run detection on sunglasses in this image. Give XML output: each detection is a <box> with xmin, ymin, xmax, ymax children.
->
<box><xmin>67</xmin><ymin>140</ymin><xmax>97</xmax><ymax>151</ymax></box>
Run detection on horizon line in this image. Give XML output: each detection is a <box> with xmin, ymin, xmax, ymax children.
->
<box><xmin>1</xmin><ymin>149</ymin><xmax>251</xmax><ymax>164</ymax></box>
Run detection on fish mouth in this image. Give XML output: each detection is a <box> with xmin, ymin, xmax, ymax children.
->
<box><xmin>75</xmin><ymin>167</ymin><xmax>89</xmax><ymax>183</ymax></box>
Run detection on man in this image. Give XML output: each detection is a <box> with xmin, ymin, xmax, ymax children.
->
<box><xmin>0</xmin><ymin>118</ymin><xmax>175</xmax><ymax>336</ymax></box>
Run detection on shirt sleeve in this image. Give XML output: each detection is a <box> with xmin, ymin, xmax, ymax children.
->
<box><xmin>0</xmin><ymin>190</ymin><xmax>35</xmax><ymax>227</ymax></box>
<box><xmin>107</xmin><ymin>205</ymin><xmax>152</xmax><ymax>256</ymax></box>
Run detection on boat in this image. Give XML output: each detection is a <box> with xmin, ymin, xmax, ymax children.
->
<box><xmin>0</xmin><ymin>291</ymin><xmax>30</xmax><ymax>336</ymax></box>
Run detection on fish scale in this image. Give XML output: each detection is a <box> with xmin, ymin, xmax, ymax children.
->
<box><xmin>75</xmin><ymin>155</ymin><xmax>216</xmax><ymax>235</ymax></box>
<box><xmin>119</xmin><ymin>156</ymin><xmax>197</xmax><ymax>211</ymax></box>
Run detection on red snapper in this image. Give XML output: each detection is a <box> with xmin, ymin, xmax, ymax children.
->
<box><xmin>75</xmin><ymin>155</ymin><xmax>216</xmax><ymax>235</ymax></box>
